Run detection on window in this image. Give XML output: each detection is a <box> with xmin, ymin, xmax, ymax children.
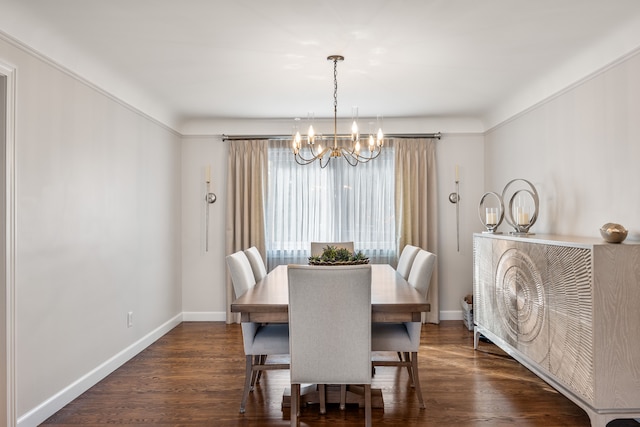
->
<box><xmin>265</xmin><ymin>141</ymin><xmax>396</xmax><ymax>268</ymax></box>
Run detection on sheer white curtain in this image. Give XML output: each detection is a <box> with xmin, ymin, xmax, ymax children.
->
<box><xmin>266</xmin><ymin>140</ymin><xmax>396</xmax><ymax>269</ymax></box>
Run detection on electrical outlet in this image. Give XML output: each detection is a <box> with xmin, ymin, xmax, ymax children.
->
<box><xmin>127</xmin><ymin>311</ymin><xmax>133</xmax><ymax>328</ymax></box>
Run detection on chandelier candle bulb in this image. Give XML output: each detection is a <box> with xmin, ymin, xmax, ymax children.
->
<box><xmin>351</xmin><ymin>122</ymin><xmax>359</xmax><ymax>142</ymax></box>
<box><xmin>308</xmin><ymin>125</ymin><xmax>315</xmax><ymax>144</ymax></box>
<box><xmin>351</xmin><ymin>105</ymin><xmax>359</xmax><ymax>142</ymax></box>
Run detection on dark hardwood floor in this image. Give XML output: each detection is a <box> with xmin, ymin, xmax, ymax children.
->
<box><xmin>42</xmin><ymin>321</ymin><xmax>638</xmax><ymax>426</ymax></box>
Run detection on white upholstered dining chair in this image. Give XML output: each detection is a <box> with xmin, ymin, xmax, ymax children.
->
<box><xmin>371</xmin><ymin>249</ymin><xmax>436</xmax><ymax>409</ymax></box>
<box><xmin>310</xmin><ymin>241</ymin><xmax>355</xmax><ymax>256</ymax></box>
<box><xmin>226</xmin><ymin>251</ymin><xmax>289</xmax><ymax>414</ymax></box>
<box><xmin>287</xmin><ymin>264</ymin><xmax>372</xmax><ymax>427</ymax></box>
<box><xmin>244</xmin><ymin>246</ymin><xmax>268</xmax><ymax>282</ymax></box>
<box><xmin>396</xmin><ymin>244</ymin><xmax>421</xmax><ymax>279</ymax></box>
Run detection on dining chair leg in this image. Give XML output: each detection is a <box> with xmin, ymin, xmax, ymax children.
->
<box><xmin>364</xmin><ymin>384</ymin><xmax>372</xmax><ymax>427</ymax></box>
<box><xmin>254</xmin><ymin>355</ymin><xmax>266</xmax><ymax>385</ymax></box>
<box><xmin>250</xmin><ymin>355</ymin><xmax>260</xmax><ymax>389</ymax></box>
<box><xmin>410</xmin><ymin>351</ymin><xmax>425</xmax><ymax>409</ymax></box>
<box><xmin>240</xmin><ymin>355</ymin><xmax>253</xmax><ymax>413</ymax></box>
<box><xmin>404</xmin><ymin>351</ymin><xmax>415</xmax><ymax>386</ymax></box>
<box><xmin>339</xmin><ymin>385</ymin><xmax>346</xmax><ymax>410</ymax></box>
<box><xmin>319</xmin><ymin>384</ymin><xmax>326</xmax><ymax>414</ymax></box>
<box><xmin>291</xmin><ymin>383</ymin><xmax>299</xmax><ymax>426</ymax></box>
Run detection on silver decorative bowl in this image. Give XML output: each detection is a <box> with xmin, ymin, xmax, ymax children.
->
<box><xmin>599</xmin><ymin>223</ymin><xmax>628</xmax><ymax>243</ymax></box>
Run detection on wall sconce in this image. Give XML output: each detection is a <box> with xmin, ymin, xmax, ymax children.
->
<box><xmin>205</xmin><ymin>165</ymin><xmax>217</xmax><ymax>252</ymax></box>
<box><xmin>448</xmin><ymin>165</ymin><xmax>461</xmax><ymax>252</ymax></box>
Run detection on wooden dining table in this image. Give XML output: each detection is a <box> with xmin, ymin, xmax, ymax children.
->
<box><xmin>231</xmin><ymin>263</ymin><xmax>430</xmax><ymax>323</ymax></box>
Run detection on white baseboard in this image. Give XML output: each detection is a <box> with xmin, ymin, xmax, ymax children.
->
<box><xmin>182</xmin><ymin>311</ymin><xmax>226</xmax><ymax>322</ymax></box>
<box><xmin>439</xmin><ymin>310</ymin><xmax>464</xmax><ymax>321</ymax></box>
<box><xmin>17</xmin><ymin>313</ymin><xmax>183</xmax><ymax>427</ymax></box>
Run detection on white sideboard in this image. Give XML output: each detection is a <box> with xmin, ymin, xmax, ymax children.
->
<box><xmin>473</xmin><ymin>233</ymin><xmax>640</xmax><ymax>427</ymax></box>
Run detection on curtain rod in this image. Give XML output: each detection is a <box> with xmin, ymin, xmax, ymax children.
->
<box><xmin>221</xmin><ymin>132</ymin><xmax>441</xmax><ymax>141</ymax></box>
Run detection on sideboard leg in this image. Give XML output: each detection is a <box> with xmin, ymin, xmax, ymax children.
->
<box><xmin>473</xmin><ymin>326</ymin><xmax>479</xmax><ymax>350</ymax></box>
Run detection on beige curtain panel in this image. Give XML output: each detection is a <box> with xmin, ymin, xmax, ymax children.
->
<box><xmin>394</xmin><ymin>138</ymin><xmax>439</xmax><ymax>324</ymax></box>
<box><xmin>225</xmin><ymin>139</ymin><xmax>268</xmax><ymax>324</ymax></box>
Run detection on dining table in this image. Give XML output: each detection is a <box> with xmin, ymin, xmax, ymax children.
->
<box><xmin>231</xmin><ymin>263</ymin><xmax>430</xmax><ymax>323</ymax></box>
<box><xmin>230</xmin><ymin>263</ymin><xmax>430</xmax><ymax>411</ymax></box>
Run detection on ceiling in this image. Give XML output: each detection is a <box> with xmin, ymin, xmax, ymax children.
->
<box><xmin>3</xmin><ymin>0</ymin><xmax>640</xmax><ymax>131</ymax></box>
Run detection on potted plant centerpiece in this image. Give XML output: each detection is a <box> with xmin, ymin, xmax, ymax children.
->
<box><xmin>308</xmin><ymin>245</ymin><xmax>369</xmax><ymax>265</ymax></box>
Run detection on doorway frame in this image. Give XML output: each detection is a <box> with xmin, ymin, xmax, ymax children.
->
<box><xmin>1</xmin><ymin>60</ymin><xmax>17</xmax><ymax>427</ymax></box>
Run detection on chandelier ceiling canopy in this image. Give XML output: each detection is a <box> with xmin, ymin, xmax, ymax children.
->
<box><xmin>291</xmin><ymin>55</ymin><xmax>384</xmax><ymax>168</ymax></box>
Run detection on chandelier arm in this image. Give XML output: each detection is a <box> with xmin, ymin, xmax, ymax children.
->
<box><xmin>294</xmin><ymin>149</ymin><xmax>326</xmax><ymax>165</ymax></box>
<box><xmin>293</xmin><ymin>150</ymin><xmax>317</xmax><ymax>162</ymax></box>
<box><xmin>341</xmin><ymin>143</ymin><xmax>379</xmax><ymax>159</ymax></box>
<box><xmin>295</xmin><ymin>143</ymin><xmax>333</xmax><ymax>164</ymax></box>
<box><xmin>294</xmin><ymin>154</ymin><xmax>317</xmax><ymax>166</ymax></box>
<box><xmin>320</xmin><ymin>155</ymin><xmax>331</xmax><ymax>168</ymax></box>
<box><xmin>340</xmin><ymin>149</ymin><xmax>362</xmax><ymax>167</ymax></box>
<box><xmin>349</xmin><ymin>146</ymin><xmax>383</xmax><ymax>162</ymax></box>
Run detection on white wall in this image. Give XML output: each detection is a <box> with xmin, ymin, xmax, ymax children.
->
<box><xmin>181</xmin><ymin>136</ymin><xmax>227</xmax><ymax>319</ymax></box>
<box><xmin>485</xmin><ymin>49</ymin><xmax>640</xmax><ymax>240</ymax></box>
<box><xmin>435</xmin><ymin>133</ymin><xmax>485</xmax><ymax>317</ymax></box>
<box><xmin>0</xmin><ymin>35</ymin><xmax>183</xmax><ymax>426</ymax></box>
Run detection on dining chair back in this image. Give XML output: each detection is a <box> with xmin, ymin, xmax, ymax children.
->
<box><xmin>244</xmin><ymin>246</ymin><xmax>268</xmax><ymax>282</ymax></box>
<box><xmin>396</xmin><ymin>244</ymin><xmax>420</xmax><ymax>279</ymax></box>
<box><xmin>407</xmin><ymin>249</ymin><xmax>437</xmax><ymax>298</ymax></box>
<box><xmin>310</xmin><ymin>241</ymin><xmax>355</xmax><ymax>256</ymax></box>
<box><xmin>287</xmin><ymin>264</ymin><xmax>372</xmax><ymax>426</ymax></box>
<box><xmin>226</xmin><ymin>251</ymin><xmax>257</xmax><ymax>298</ymax></box>
<box><xmin>371</xmin><ymin>249</ymin><xmax>436</xmax><ymax>409</ymax></box>
<box><xmin>226</xmin><ymin>251</ymin><xmax>289</xmax><ymax>414</ymax></box>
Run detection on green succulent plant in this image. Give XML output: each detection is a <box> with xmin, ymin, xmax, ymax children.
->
<box><xmin>308</xmin><ymin>245</ymin><xmax>369</xmax><ymax>265</ymax></box>
<box><xmin>335</xmin><ymin>247</ymin><xmax>352</xmax><ymax>261</ymax></box>
<box><xmin>320</xmin><ymin>245</ymin><xmax>338</xmax><ymax>261</ymax></box>
<box><xmin>351</xmin><ymin>250</ymin><xmax>367</xmax><ymax>261</ymax></box>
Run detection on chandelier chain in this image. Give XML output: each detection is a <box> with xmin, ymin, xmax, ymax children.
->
<box><xmin>333</xmin><ymin>58</ymin><xmax>338</xmax><ymax>114</ymax></box>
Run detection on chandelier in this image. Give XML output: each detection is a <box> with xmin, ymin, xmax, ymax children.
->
<box><xmin>291</xmin><ymin>55</ymin><xmax>384</xmax><ymax>168</ymax></box>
